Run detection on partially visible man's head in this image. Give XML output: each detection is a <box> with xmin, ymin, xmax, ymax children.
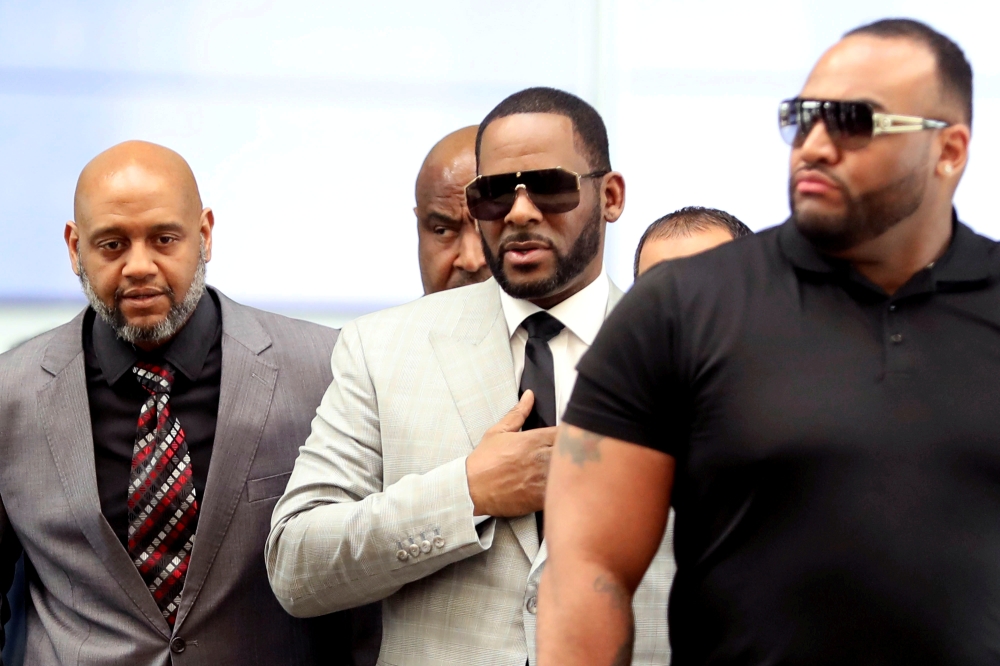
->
<box><xmin>415</xmin><ymin>125</ymin><xmax>490</xmax><ymax>294</ymax></box>
<box><xmin>66</xmin><ymin>140</ymin><xmax>214</xmax><ymax>349</ymax></box>
<box><xmin>789</xmin><ymin>18</ymin><xmax>972</xmax><ymax>254</ymax></box>
<box><xmin>634</xmin><ymin>207</ymin><xmax>752</xmax><ymax>277</ymax></box>
<box><xmin>473</xmin><ymin>87</ymin><xmax>624</xmax><ymax>309</ymax></box>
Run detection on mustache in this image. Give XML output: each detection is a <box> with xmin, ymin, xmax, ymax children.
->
<box><xmin>497</xmin><ymin>232</ymin><xmax>555</xmax><ymax>254</ymax></box>
<box><xmin>114</xmin><ymin>283</ymin><xmax>176</xmax><ymax>304</ymax></box>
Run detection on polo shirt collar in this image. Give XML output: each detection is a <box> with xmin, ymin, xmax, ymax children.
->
<box><xmin>92</xmin><ymin>291</ymin><xmax>220</xmax><ymax>386</ymax></box>
<box><xmin>778</xmin><ymin>209</ymin><xmax>997</xmax><ymax>287</ymax></box>
<box><xmin>499</xmin><ymin>267</ymin><xmax>610</xmax><ymax>345</ymax></box>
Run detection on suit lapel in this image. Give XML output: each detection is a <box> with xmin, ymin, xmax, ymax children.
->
<box><xmin>38</xmin><ymin>313</ymin><xmax>171</xmax><ymax>637</ymax></box>
<box><xmin>174</xmin><ymin>291</ymin><xmax>277</xmax><ymax>628</ymax></box>
<box><xmin>429</xmin><ymin>280</ymin><xmax>539</xmax><ymax>561</ymax></box>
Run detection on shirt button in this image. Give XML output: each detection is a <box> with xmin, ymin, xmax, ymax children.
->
<box><xmin>433</xmin><ymin>536</ymin><xmax>445</xmax><ymax>549</ymax></box>
<box><xmin>396</xmin><ymin>549</ymin><xmax>409</xmax><ymax>561</ymax></box>
<box><xmin>170</xmin><ymin>637</ymin><xmax>186</xmax><ymax>654</ymax></box>
<box><xmin>888</xmin><ymin>304</ymin><xmax>897</xmax><ymax>312</ymax></box>
<box><xmin>526</xmin><ymin>596</ymin><xmax>538</xmax><ymax>614</ymax></box>
<box><xmin>890</xmin><ymin>333</ymin><xmax>903</xmax><ymax>344</ymax></box>
<box><xmin>408</xmin><ymin>543</ymin><xmax>421</xmax><ymax>558</ymax></box>
<box><xmin>420</xmin><ymin>540</ymin><xmax>432</xmax><ymax>554</ymax></box>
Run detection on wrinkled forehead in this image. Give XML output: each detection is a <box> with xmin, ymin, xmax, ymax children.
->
<box><xmin>478</xmin><ymin>113</ymin><xmax>588</xmax><ymax>176</ymax></box>
<box><xmin>801</xmin><ymin>35</ymin><xmax>941</xmax><ymax>115</ymax></box>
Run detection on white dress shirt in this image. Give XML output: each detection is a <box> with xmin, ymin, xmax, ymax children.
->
<box><xmin>471</xmin><ymin>270</ymin><xmax>611</xmax><ymax>525</ymax></box>
<box><xmin>498</xmin><ymin>268</ymin><xmax>611</xmax><ymax>424</ymax></box>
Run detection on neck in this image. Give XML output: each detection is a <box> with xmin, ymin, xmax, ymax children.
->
<box><xmin>830</xmin><ymin>203</ymin><xmax>953</xmax><ymax>295</ymax></box>
<box><xmin>527</xmin><ymin>260</ymin><xmax>603</xmax><ymax>310</ymax></box>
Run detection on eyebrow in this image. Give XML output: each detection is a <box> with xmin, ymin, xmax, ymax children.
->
<box><xmin>856</xmin><ymin>97</ymin><xmax>887</xmax><ymax>111</ymax></box>
<box><xmin>90</xmin><ymin>221</ymin><xmax>187</xmax><ymax>237</ymax></box>
<box><xmin>424</xmin><ymin>212</ymin><xmax>464</xmax><ymax>226</ymax></box>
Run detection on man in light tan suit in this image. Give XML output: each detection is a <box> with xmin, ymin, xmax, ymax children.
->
<box><xmin>267</xmin><ymin>87</ymin><xmax>674</xmax><ymax>666</ymax></box>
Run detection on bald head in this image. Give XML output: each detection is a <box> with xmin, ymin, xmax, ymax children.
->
<box><xmin>414</xmin><ymin>126</ymin><xmax>489</xmax><ymax>294</ymax></box>
<box><xmin>74</xmin><ymin>140</ymin><xmax>203</xmax><ymax>227</ymax></box>
<box><xmin>415</xmin><ymin>126</ymin><xmax>479</xmax><ymax>204</ymax></box>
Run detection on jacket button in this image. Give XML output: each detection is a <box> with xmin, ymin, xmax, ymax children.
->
<box><xmin>433</xmin><ymin>536</ymin><xmax>445</xmax><ymax>548</ymax></box>
<box><xmin>170</xmin><ymin>637</ymin><xmax>186</xmax><ymax>654</ymax></box>
<box><xmin>526</xmin><ymin>596</ymin><xmax>538</xmax><ymax>614</ymax></box>
<box><xmin>396</xmin><ymin>549</ymin><xmax>409</xmax><ymax>561</ymax></box>
<box><xmin>408</xmin><ymin>543</ymin><xmax>421</xmax><ymax>558</ymax></box>
<box><xmin>420</xmin><ymin>540</ymin><xmax>432</xmax><ymax>553</ymax></box>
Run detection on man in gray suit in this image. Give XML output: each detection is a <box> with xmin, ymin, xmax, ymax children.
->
<box><xmin>267</xmin><ymin>87</ymin><xmax>675</xmax><ymax>665</ymax></box>
<box><xmin>0</xmin><ymin>141</ymin><xmax>370</xmax><ymax>665</ymax></box>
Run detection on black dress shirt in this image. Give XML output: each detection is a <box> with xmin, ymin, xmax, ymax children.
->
<box><xmin>83</xmin><ymin>292</ymin><xmax>222</xmax><ymax>549</ymax></box>
<box><xmin>566</xmin><ymin>214</ymin><xmax>1000</xmax><ymax>665</ymax></box>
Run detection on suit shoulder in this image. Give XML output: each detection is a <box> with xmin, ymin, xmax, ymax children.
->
<box><xmin>349</xmin><ymin>280</ymin><xmax>493</xmax><ymax>338</ymax></box>
<box><xmin>217</xmin><ymin>297</ymin><xmax>338</xmax><ymax>364</ymax></box>
<box><xmin>0</xmin><ymin>315</ymin><xmax>83</xmax><ymax>388</ymax></box>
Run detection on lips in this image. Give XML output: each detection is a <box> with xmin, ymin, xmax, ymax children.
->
<box><xmin>794</xmin><ymin>170</ymin><xmax>840</xmax><ymax>196</ymax></box>
<box><xmin>501</xmin><ymin>240</ymin><xmax>552</xmax><ymax>267</ymax></box>
<box><xmin>119</xmin><ymin>288</ymin><xmax>169</xmax><ymax>308</ymax></box>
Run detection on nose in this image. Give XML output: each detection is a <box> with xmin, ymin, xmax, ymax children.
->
<box><xmin>121</xmin><ymin>243</ymin><xmax>158</xmax><ymax>282</ymax></box>
<box><xmin>504</xmin><ymin>186</ymin><xmax>543</xmax><ymax>227</ymax></box>
<box><xmin>455</xmin><ymin>225</ymin><xmax>486</xmax><ymax>272</ymax></box>
<box><xmin>796</xmin><ymin>120</ymin><xmax>840</xmax><ymax>165</ymax></box>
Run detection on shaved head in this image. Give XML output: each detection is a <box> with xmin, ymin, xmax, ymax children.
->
<box><xmin>415</xmin><ymin>125</ymin><xmax>479</xmax><ymax>205</ymax></box>
<box><xmin>414</xmin><ymin>125</ymin><xmax>490</xmax><ymax>294</ymax></box>
<box><xmin>66</xmin><ymin>140</ymin><xmax>214</xmax><ymax>350</ymax></box>
<box><xmin>74</xmin><ymin>140</ymin><xmax>203</xmax><ymax>227</ymax></box>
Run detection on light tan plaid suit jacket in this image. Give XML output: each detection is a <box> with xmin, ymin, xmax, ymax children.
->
<box><xmin>266</xmin><ymin>277</ymin><xmax>675</xmax><ymax>665</ymax></box>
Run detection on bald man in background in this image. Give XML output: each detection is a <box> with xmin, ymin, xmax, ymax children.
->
<box><xmin>415</xmin><ymin>126</ymin><xmax>491</xmax><ymax>294</ymax></box>
<box><xmin>0</xmin><ymin>141</ymin><xmax>374</xmax><ymax>665</ymax></box>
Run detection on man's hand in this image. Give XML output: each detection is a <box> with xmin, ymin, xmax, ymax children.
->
<box><xmin>466</xmin><ymin>391</ymin><xmax>556</xmax><ymax>517</ymax></box>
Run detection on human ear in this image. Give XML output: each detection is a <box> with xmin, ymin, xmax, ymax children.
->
<box><xmin>601</xmin><ymin>172</ymin><xmax>626</xmax><ymax>223</ymax></box>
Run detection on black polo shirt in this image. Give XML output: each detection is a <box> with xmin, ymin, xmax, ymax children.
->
<box><xmin>565</xmin><ymin>216</ymin><xmax>1000</xmax><ymax>665</ymax></box>
<box><xmin>83</xmin><ymin>291</ymin><xmax>222</xmax><ymax>549</ymax></box>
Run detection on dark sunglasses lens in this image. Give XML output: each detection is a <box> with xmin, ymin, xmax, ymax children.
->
<box><xmin>823</xmin><ymin>101</ymin><xmax>873</xmax><ymax>147</ymax></box>
<box><xmin>779</xmin><ymin>99</ymin><xmax>875</xmax><ymax>148</ymax></box>
<box><xmin>466</xmin><ymin>173</ymin><xmax>517</xmax><ymax>220</ymax></box>
<box><xmin>520</xmin><ymin>169</ymin><xmax>581</xmax><ymax>214</ymax></box>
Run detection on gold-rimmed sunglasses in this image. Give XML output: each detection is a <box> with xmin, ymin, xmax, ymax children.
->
<box><xmin>465</xmin><ymin>167</ymin><xmax>609</xmax><ymax>221</ymax></box>
<box><xmin>779</xmin><ymin>98</ymin><xmax>950</xmax><ymax>149</ymax></box>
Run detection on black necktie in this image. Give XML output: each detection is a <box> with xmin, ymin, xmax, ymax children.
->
<box><xmin>518</xmin><ymin>311</ymin><xmax>565</xmax><ymax>540</ymax></box>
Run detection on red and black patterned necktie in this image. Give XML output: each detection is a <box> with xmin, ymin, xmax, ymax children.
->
<box><xmin>128</xmin><ymin>361</ymin><xmax>199</xmax><ymax>626</ymax></box>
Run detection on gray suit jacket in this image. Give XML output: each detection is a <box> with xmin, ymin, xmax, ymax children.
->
<box><xmin>0</xmin><ymin>288</ymin><xmax>373</xmax><ymax>666</ymax></box>
<box><xmin>267</xmin><ymin>278</ymin><xmax>675</xmax><ymax>666</ymax></box>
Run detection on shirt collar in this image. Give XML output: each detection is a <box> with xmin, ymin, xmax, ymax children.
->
<box><xmin>91</xmin><ymin>291</ymin><xmax>220</xmax><ymax>386</ymax></box>
<box><xmin>778</xmin><ymin>209</ymin><xmax>997</xmax><ymax>288</ymax></box>
<box><xmin>498</xmin><ymin>268</ymin><xmax>611</xmax><ymax>345</ymax></box>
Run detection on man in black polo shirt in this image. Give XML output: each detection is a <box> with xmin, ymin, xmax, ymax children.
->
<box><xmin>537</xmin><ymin>19</ymin><xmax>995</xmax><ymax>666</ymax></box>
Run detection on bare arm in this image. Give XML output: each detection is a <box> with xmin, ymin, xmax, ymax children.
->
<box><xmin>538</xmin><ymin>424</ymin><xmax>675</xmax><ymax>666</ymax></box>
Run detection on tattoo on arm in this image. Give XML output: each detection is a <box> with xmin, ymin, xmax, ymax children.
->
<box><xmin>593</xmin><ymin>575</ymin><xmax>635</xmax><ymax>666</ymax></box>
<box><xmin>557</xmin><ymin>428</ymin><xmax>603</xmax><ymax>467</ymax></box>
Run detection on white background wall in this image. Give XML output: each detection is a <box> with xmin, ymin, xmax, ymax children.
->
<box><xmin>2</xmin><ymin>0</ymin><xmax>998</xmax><ymax>351</ymax></box>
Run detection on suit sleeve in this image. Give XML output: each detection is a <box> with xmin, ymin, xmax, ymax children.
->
<box><xmin>266</xmin><ymin>320</ymin><xmax>494</xmax><ymax>617</ymax></box>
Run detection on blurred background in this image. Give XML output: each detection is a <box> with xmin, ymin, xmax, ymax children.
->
<box><xmin>2</xmin><ymin>0</ymin><xmax>997</xmax><ymax>352</ymax></box>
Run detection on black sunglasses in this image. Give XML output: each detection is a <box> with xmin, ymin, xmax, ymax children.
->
<box><xmin>465</xmin><ymin>167</ymin><xmax>609</xmax><ymax>221</ymax></box>
<box><xmin>779</xmin><ymin>98</ymin><xmax>949</xmax><ymax>149</ymax></box>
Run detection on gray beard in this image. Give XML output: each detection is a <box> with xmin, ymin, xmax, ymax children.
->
<box><xmin>78</xmin><ymin>250</ymin><xmax>207</xmax><ymax>347</ymax></box>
